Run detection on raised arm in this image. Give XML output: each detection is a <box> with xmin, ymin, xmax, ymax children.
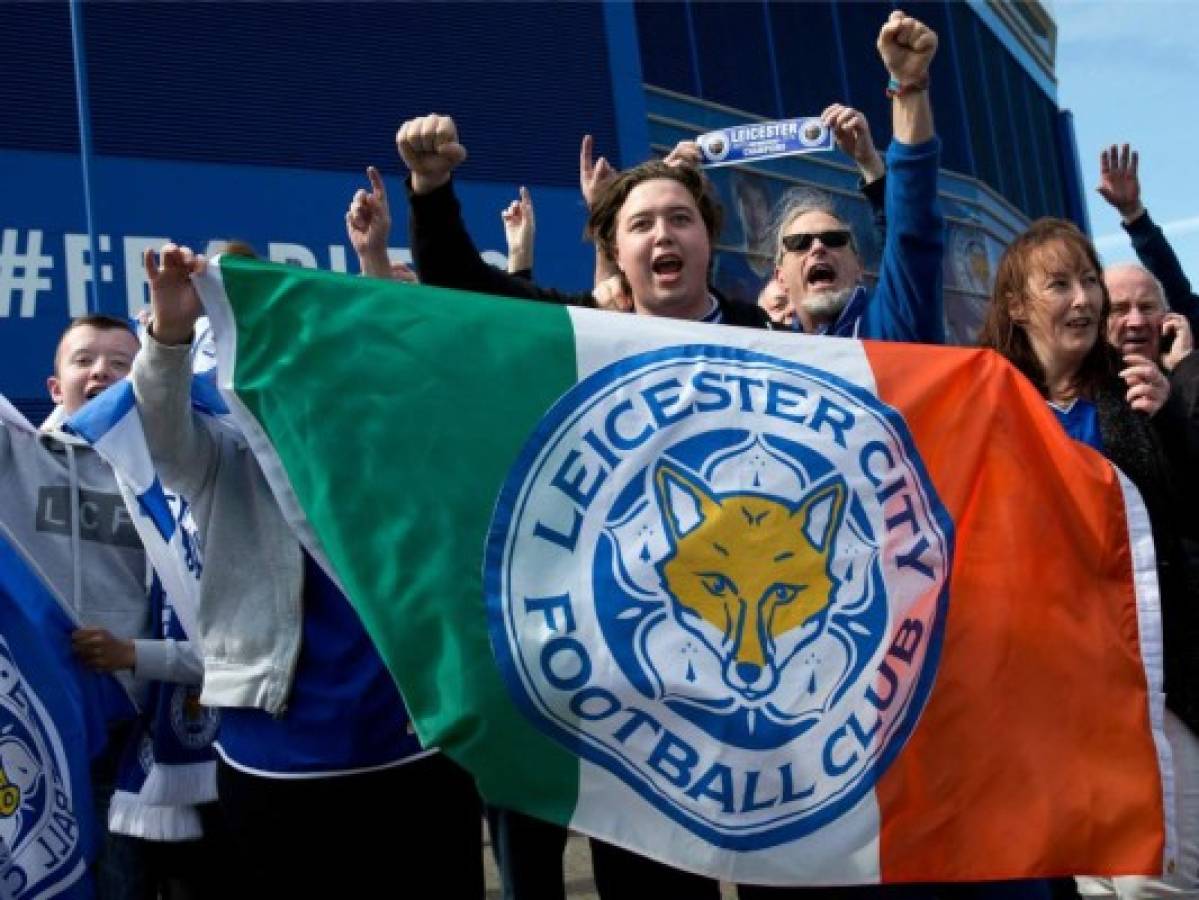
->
<box><xmin>502</xmin><ymin>186</ymin><xmax>535</xmax><ymax>277</ymax></box>
<box><xmin>580</xmin><ymin>133</ymin><xmax>621</xmax><ymax>289</ymax></box>
<box><xmin>1099</xmin><ymin>144</ymin><xmax>1199</xmax><ymax>326</ymax></box>
<box><xmin>880</xmin><ymin>9</ymin><xmax>936</xmax><ymax>146</ymax></box>
<box><xmin>824</xmin><ymin>103</ymin><xmax>885</xmax><ymax>184</ymax></box>
<box><xmin>133</xmin><ymin>245</ymin><xmax>220</xmax><ymax>501</ymax></box>
<box><xmin>346</xmin><ymin>166</ymin><xmax>393</xmax><ymax>278</ymax></box>
<box><xmin>861</xmin><ymin>10</ymin><xmax>945</xmax><ymax>343</ymax></box>
<box><xmin>399</xmin><ymin>113</ymin><xmax>592</xmax><ymax>307</ymax></box>
<box><xmin>823</xmin><ymin>102</ymin><xmax>887</xmax><ymax>244</ymax></box>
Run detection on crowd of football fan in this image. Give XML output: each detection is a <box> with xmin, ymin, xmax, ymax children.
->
<box><xmin>7</xmin><ymin>9</ymin><xmax>1197</xmax><ymax>900</ymax></box>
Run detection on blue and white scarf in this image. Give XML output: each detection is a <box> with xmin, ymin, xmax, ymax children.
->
<box><xmin>67</xmin><ymin>379</ymin><xmax>221</xmax><ymax>841</ymax></box>
<box><xmin>105</xmin><ymin>577</ymin><xmax>218</xmax><ymax>840</ymax></box>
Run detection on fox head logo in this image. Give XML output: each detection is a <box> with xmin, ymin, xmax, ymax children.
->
<box><xmin>653</xmin><ymin>461</ymin><xmax>847</xmax><ymax>702</ymax></box>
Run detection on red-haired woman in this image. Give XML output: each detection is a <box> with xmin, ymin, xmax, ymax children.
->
<box><xmin>980</xmin><ymin>218</ymin><xmax>1199</xmax><ymax>898</ymax></box>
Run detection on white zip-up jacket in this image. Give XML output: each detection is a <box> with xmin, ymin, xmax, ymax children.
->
<box><xmin>131</xmin><ymin>335</ymin><xmax>303</xmax><ymax>715</ymax></box>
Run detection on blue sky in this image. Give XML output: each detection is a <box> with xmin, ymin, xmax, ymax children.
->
<box><xmin>1054</xmin><ymin>0</ymin><xmax>1199</xmax><ymax>281</ymax></box>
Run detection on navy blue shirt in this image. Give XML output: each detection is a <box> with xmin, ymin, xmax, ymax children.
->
<box><xmin>1051</xmin><ymin>398</ymin><xmax>1104</xmax><ymax>452</ymax></box>
<box><xmin>216</xmin><ymin>553</ymin><xmax>423</xmax><ymax>776</ymax></box>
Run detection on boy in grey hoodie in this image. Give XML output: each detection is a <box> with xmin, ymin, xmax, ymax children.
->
<box><xmin>2</xmin><ymin>315</ymin><xmax>198</xmax><ymax>691</ymax></box>
<box><xmin>0</xmin><ymin>314</ymin><xmax>198</xmax><ymax>898</ymax></box>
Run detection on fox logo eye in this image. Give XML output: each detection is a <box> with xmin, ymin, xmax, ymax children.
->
<box><xmin>767</xmin><ymin>583</ymin><xmax>804</xmax><ymax>604</ymax></box>
<box><xmin>701</xmin><ymin>573</ymin><xmax>736</xmax><ymax>597</ymax></box>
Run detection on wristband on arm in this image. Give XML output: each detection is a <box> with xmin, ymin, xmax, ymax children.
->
<box><xmin>885</xmin><ymin>75</ymin><xmax>930</xmax><ymax>99</ymax></box>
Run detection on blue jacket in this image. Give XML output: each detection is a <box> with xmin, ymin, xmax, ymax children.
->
<box><xmin>802</xmin><ymin>137</ymin><xmax>945</xmax><ymax>343</ymax></box>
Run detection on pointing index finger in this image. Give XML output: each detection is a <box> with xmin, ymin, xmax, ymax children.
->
<box><xmin>366</xmin><ymin>165</ymin><xmax>387</xmax><ymax>200</ymax></box>
<box><xmin>580</xmin><ymin>134</ymin><xmax>595</xmax><ymax>181</ymax></box>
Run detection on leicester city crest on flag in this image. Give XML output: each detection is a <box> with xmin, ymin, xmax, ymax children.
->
<box><xmin>486</xmin><ymin>346</ymin><xmax>953</xmax><ymax>848</ymax></box>
<box><xmin>0</xmin><ymin>634</ymin><xmax>83</xmax><ymax>897</ymax></box>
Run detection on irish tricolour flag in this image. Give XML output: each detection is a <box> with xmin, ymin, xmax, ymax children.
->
<box><xmin>196</xmin><ymin>256</ymin><xmax>1171</xmax><ymax>886</ymax></box>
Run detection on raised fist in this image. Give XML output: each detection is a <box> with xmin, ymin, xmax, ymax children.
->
<box><xmin>877</xmin><ymin>10</ymin><xmax>938</xmax><ymax>83</ymax></box>
<box><xmin>397</xmin><ymin>114</ymin><xmax>468</xmax><ymax>195</ymax></box>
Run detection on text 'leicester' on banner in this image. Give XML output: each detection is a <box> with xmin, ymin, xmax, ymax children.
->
<box><xmin>194</xmin><ymin>255</ymin><xmax>1170</xmax><ymax>887</ymax></box>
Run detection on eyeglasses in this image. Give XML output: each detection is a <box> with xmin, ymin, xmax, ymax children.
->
<box><xmin>781</xmin><ymin>230</ymin><xmax>852</xmax><ymax>254</ymax></box>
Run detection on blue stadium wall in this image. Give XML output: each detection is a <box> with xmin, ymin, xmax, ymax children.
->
<box><xmin>0</xmin><ymin>0</ymin><xmax>1084</xmax><ymax>422</ymax></box>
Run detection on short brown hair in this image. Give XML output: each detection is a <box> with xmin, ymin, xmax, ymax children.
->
<box><xmin>978</xmin><ymin>218</ymin><xmax>1115</xmax><ymax>397</ymax></box>
<box><xmin>54</xmin><ymin>314</ymin><xmax>138</xmax><ymax>375</ymax></box>
<box><xmin>216</xmin><ymin>239</ymin><xmax>259</xmax><ymax>259</ymax></box>
<box><xmin>585</xmin><ymin>161</ymin><xmax>723</xmax><ymax>266</ymax></box>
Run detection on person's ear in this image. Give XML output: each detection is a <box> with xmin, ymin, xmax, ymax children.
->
<box><xmin>47</xmin><ymin>375</ymin><xmax>63</xmax><ymax>406</ymax></box>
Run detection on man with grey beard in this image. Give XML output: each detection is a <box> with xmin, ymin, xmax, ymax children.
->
<box><xmin>771</xmin><ymin>90</ymin><xmax>945</xmax><ymax>342</ymax></box>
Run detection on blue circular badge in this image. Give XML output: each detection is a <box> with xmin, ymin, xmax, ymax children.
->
<box><xmin>699</xmin><ymin>131</ymin><xmax>732</xmax><ymax>164</ymax></box>
<box><xmin>485</xmin><ymin>346</ymin><xmax>952</xmax><ymax>849</ymax></box>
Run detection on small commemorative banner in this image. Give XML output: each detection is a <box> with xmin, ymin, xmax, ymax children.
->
<box><xmin>698</xmin><ymin>117</ymin><xmax>834</xmax><ymax>168</ymax></box>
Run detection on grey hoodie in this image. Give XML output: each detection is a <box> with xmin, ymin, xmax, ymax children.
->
<box><xmin>0</xmin><ymin>413</ymin><xmax>198</xmax><ymax>701</ymax></box>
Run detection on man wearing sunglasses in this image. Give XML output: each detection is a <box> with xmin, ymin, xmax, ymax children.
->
<box><xmin>774</xmin><ymin>10</ymin><xmax>945</xmax><ymax>343</ymax></box>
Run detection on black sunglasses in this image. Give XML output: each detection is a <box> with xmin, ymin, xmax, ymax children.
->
<box><xmin>781</xmin><ymin>230</ymin><xmax>852</xmax><ymax>253</ymax></box>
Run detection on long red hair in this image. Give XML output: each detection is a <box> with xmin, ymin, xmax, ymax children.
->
<box><xmin>978</xmin><ymin>218</ymin><xmax>1116</xmax><ymax>397</ymax></box>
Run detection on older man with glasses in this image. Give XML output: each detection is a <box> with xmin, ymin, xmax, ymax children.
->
<box><xmin>772</xmin><ymin>12</ymin><xmax>946</xmax><ymax>343</ymax></box>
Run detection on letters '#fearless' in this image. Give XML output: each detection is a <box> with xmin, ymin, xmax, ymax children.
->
<box><xmin>487</xmin><ymin>347</ymin><xmax>952</xmax><ymax>850</ymax></box>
